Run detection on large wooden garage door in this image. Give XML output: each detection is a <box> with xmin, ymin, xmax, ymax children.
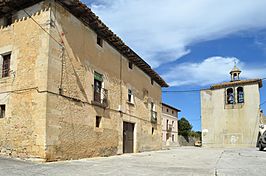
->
<box><xmin>123</xmin><ymin>122</ymin><xmax>134</xmax><ymax>153</ymax></box>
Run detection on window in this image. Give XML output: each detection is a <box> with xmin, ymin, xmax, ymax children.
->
<box><xmin>237</xmin><ymin>87</ymin><xmax>244</xmax><ymax>103</ymax></box>
<box><xmin>166</xmin><ymin>133</ymin><xmax>170</xmax><ymax>140</ymax></box>
<box><xmin>172</xmin><ymin>134</ymin><xmax>175</xmax><ymax>142</ymax></box>
<box><xmin>226</xmin><ymin>88</ymin><xmax>234</xmax><ymax>104</ymax></box>
<box><xmin>96</xmin><ymin>116</ymin><xmax>102</xmax><ymax>128</ymax></box>
<box><xmin>233</xmin><ymin>73</ymin><xmax>238</xmax><ymax>80</ymax></box>
<box><xmin>0</xmin><ymin>105</ymin><xmax>5</xmax><ymax>118</ymax></box>
<box><xmin>94</xmin><ymin>72</ymin><xmax>103</xmax><ymax>103</ymax></box>
<box><xmin>97</xmin><ymin>35</ymin><xmax>103</xmax><ymax>47</ymax></box>
<box><xmin>152</xmin><ymin>127</ymin><xmax>154</xmax><ymax>135</ymax></box>
<box><xmin>129</xmin><ymin>62</ymin><xmax>133</xmax><ymax>69</ymax></box>
<box><xmin>151</xmin><ymin>79</ymin><xmax>154</xmax><ymax>85</ymax></box>
<box><xmin>128</xmin><ymin>89</ymin><xmax>134</xmax><ymax>104</ymax></box>
<box><xmin>167</xmin><ymin>108</ymin><xmax>169</xmax><ymax>112</ymax></box>
<box><xmin>151</xmin><ymin>102</ymin><xmax>155</xmax><ymax>111</ymax></box>
<box><xmin>1</xmin><ymin>53</ymin><xmax>11</xmax><ymax>78</ymax></box>
<box><xmin>172</xmin><ymin>110</ymin><xmax>174</xmax><ymax>115</ymax></box>
<box><xmin>151</xmin><ymin>102</ymin><xmax>157</xmax><ymax>123</ymax></box>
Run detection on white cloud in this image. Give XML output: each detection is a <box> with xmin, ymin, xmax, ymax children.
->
<box><xmin>162</xmin><ymin>56</ymin><xmax>266</xmax><ymax>87</ymax></box>
<box><xmin>88</xmin><ymin>0</ymin><xmax>266</xmax><ymax>68</ymax></box>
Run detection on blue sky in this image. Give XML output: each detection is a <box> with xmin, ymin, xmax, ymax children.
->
<box><xmin>83</xmin><ymin>0</ymin><xmax>266</xmax><ymax>131</ymax></box>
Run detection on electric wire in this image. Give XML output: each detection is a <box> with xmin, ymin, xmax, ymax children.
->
<box><xmin>2</xmin><ymin>5</ymin><xmax>157</xmax><ymax>124</ymax></box>
<box><xmin>260</xmin><ymin>100</ymin><xmax>266</xmax><ymax>107</ymax></box>
<box><xmin>22</xmin><ymin>4</ymin><xmax>266</xmax><ymax>96</ymax></box>
<box><xmin>22</xmin><ymin>9</ymin><xmax>63</xmax><ymax>47</ymax></box>
<box><xmin>162</xmin><ymin>89</ymin><xmax>204</xmax><ymax>93</ymax></box>
<box><xmin>9</xmin><ymin>4</ymin><xmax>266</xmax><ymax>125</ymax></box>
<box><xmin>163</xmin><ymin>78</ymin><xmax>266</xmax><ymax>93</ymax></box>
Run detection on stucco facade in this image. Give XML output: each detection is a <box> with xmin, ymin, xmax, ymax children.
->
<box><xmin>0</xmin><ymin>1</ymin><xmax>167</xmax><ymax>161</ymax></box>
<box><xmin>201</xmin><ymin>67</ymin><xmax>263</xmax><ymax>147</ymax></box>
<box><xmin>162</xmin><ymin>103</ymin><xmax>180</xmax><ymax>147</ymax></box>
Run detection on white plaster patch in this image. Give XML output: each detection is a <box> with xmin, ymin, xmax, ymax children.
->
<box><xmin>0</xmin><ymin>93</ymin><xmax>10</xmax><ymax>104</ymax></box>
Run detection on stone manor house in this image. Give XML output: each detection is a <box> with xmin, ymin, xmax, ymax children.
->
<box><xmin>162</xmin><ymin>103</ymin><xmax>180</xmax><ymax>147</ymax></box>
<box><xmin>201</xmin><ymin>65</ymin><xmax>263</xmax><ymax>147</ymax></box>
<box><xmin>0</xmin><ymin>0</ymin><xmax>168</xmax><ymax>161</ymax></box>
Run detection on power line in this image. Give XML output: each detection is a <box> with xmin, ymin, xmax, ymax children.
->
<box><xmin>260</xmin><ymin>100</ymin><xmax>266</xmax><ymax>106</ymax></box>
<box><xmin>163</xmin><ymin>78</ymin><xmax>266</xmax><ymax>93</ymax></box>
<box><xmin>21</xmin><ymin>5</ymin><xmax>266</xmax><ymax>105</ymax></box>
<box><xmin>162</xmin><ymin>89</ymin><xmax>203</xmax><ymax>93</ymax></box>
<box><xmin>22</xmin><ymin>9</ymin><xmax>63</xmax><ymax>47</ymax></box>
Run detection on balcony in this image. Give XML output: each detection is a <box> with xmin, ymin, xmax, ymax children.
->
<box><xmin>167</xmin><ymin>124</ymin><xmax>173</xmax><ymax>132</ymax></box>
<box><xmin>92</xmin><ymin>88</ymin><xmax>108</xmax><ymax>108</ymax></box>
<box><xmin>151</xmin><ymin>110</ymin><xmax>157</xmax><ymax>123</ymax></box>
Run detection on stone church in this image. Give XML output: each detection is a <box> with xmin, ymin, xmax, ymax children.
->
<box><xmin>201</xmin><ymin>65</ymin><xmax>263</xmax><ymax>147</ymax></box>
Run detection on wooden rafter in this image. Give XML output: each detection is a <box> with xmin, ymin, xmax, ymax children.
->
<box><xmin>0</xmin><ymin>0</ymin><xmax>168</xmax><ymax>87</ymax></box>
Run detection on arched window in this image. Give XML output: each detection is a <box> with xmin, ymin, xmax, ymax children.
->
<box><xmin>233</xmin><ymin>73</ymin><xmax>238</xmax><ymax>81</ymax></box>
<box><xmin>237</xmin><ymin>87</ymin><xmax>244</xmax><ymax>103</ymax></box>
<box><xmin>226</xmin><ymin>88</ymin><xmax>234</xmax><ymax>104</ymax></box>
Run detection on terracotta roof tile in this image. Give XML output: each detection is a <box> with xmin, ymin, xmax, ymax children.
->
<box><xmin>0</xmin><ymin>0</ymin><xmax>168</xmax><ymax>87</ymax></box>
<box><xmin>210</xmin><ymin>79</ymin><xmax>263</xmax><ymax>90</ymax></box>
<box><xmin>162</xmin><ymin>103</ymin><xmax>181</xmax><ymax>112</ymax></box>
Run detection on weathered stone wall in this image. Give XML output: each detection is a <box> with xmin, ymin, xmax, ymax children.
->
<box><xmin>0</xmin><ymin>2</ymin><xmax>50</xmax><ymax>159</ymax></box>
<box><xmin>201</xmin><ymin>84</ymin><xmax>261</xmax><ymax>147</ymax></box>
<box><xmin>0</xmin><ymin>1</ymin><xmax>163</xmax><ymax>161</ymax></box>
<box><xmin>44</xmin><ymin>2</ymin><xmax>162</xmax><ymax>161</ymax></box>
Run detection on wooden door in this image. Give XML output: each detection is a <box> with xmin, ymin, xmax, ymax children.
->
<box><xmin>123</xmin><ymin>122</ymin><xmax>134</xmax><ymax>153</ymax></box>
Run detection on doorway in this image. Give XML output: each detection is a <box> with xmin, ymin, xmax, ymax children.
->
<box><xmin>123</xmin><ymin>122</ymin><xmax>134</xmax><ymax>153</ymax></box>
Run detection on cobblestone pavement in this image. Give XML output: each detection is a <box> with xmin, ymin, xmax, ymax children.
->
<box><xmin>0</xmin><ymin>147</ymin><xmax>265</xmax><ymax>176</ymax></box>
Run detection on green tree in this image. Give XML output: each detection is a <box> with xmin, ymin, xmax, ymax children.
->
<box><xmin>189</xmin><ymin>131</ymin><xmax>202</xmax><ymax>139</ymax></box>
<box><xmin>178</xmin><ymin>117</ymin><xmax>193</xmax><ymax>137</ymax></box>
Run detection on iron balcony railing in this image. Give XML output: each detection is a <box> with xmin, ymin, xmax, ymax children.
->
<box><xmin>1</xmin><ymin>68</ymin><xmax>10</xmax><ymax>78</ymax></box>
<box><xmin>93</xmin><ymin>88</ymin><xmax>108</xmax><ymax>108</ymax></box>
<box><xmin>167</xmin><ymin>124</ymin><xmax>173</xmax><ymax>132</ymax></box>
<box><xmin>151</xmin><ymin>110</ymin><xmax>157</xmax><ymax>123</ymax></box>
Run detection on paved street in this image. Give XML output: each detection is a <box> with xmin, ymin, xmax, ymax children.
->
<box><xmin>0</xmin><ymin>147</ymin><xmax>265</xmax><ymax>176</ymax></box>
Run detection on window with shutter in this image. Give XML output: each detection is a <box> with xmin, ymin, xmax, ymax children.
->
<box><xmin>0</xmin><ymin>53</ymin><xmax>11</xmax><ymax>78</ymax></box>
<box><xmin>2</xmin><ymin>54</ymin><xmax>11</xmax><ymax>78</ymax></box>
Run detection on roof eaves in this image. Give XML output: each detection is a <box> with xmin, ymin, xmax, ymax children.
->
<box><xmin>210</xmin><ymin>79</ymin><xmax>263</xmax><ymax>90</ymax></box>
<box><xmin>162</xmin><ymin>103</ymin><xmax>181</xmax><ymax>112</ymax></box>
<box><xmin>56</xmin><ymin>0</ymin><xmax>169</xmax><ymax>87</ymax></box>
<box><xmin>0</xmin><ymin>0</ymin><xmax>168</xmax><ymax>87</ymax></box>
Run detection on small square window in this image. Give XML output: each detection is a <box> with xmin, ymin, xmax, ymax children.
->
<box><xmin>128</xmin><ymin>89</ymin><xmax>134</xmax><ymax>104</ymax></box>
<box><xmin>129</xmin><ymin>62</ymin><xmax>133</xmax><ymax>69</ymax></box>
<box><xmin>96</xmin><ymin>116</ymin><xmax>102</xmax><ymax>128</ymax></box>
<box><xmin>97</xmin><ymin>36</ymin><xmax>103</xmax><ymax>47</ymax></box>
<box><xmin>151</xmin><ymin>102</ymin><xmax>155</xmax><ymax>111</ymax></box>
<box><xmin>0</xmin><ymin>105</ymin><xmax>6</xmax><ymax>118</ymax></box>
